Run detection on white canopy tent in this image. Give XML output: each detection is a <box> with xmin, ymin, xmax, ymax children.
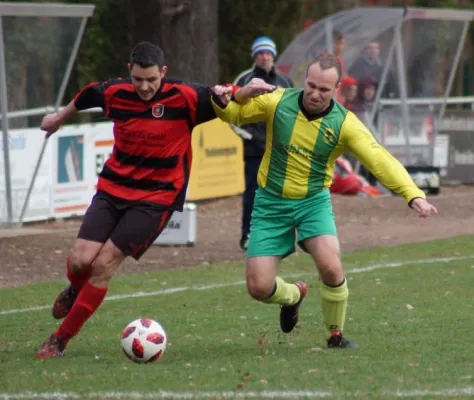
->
<box><xmin>277</xmin><ymin>7</ymin><xmax>474</xmax><ymax>168</ymax></box>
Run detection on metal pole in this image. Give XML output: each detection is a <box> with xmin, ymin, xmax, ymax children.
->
<box><xmin>368</xmin><ymin>31</ymin><xmax>396</xmax><ymax>128</ymax></box>
<box><xmin>438</xmin><ymin>21</ymin><xmax>469</xmax><ymax>120</ymax></box>
<box><xmin>0</xmin><ymin>17</ymin><xmax>13</xmax><ymax>227</ymax></box>
<box><xmin>394</xmin><ymin>23</ymin><xmax>413</xmax><ymax>165</ymax></box>
<box><xmin>354</xmin><ymin>29</ymin><xmax>395</xmax><ymax>174</ymax></box>
<box><xmin>355</xmin><ymin>30</ymin><xmax>397</xmax><ymax>175</ymax></box>
<box><xmin>325</xmin><ymin>18</ymin><xmax>333</xmax><ymax>54</ymax></box>
<box><xmin>19</xmin><ymin>16</ymin><xmax>88</xmax><ymax>224</ymax></box>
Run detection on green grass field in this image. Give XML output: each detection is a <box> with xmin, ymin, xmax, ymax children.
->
<box><xmin>1</xmin><ymin>235</ymin><xmax>474</xmax><ymax>400</ymax></box>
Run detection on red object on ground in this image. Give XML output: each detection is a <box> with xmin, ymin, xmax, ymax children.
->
<box><xmin>330</xmin><ymin>157</ymin><xmax>381</xmax><ymax>197</ymax></box>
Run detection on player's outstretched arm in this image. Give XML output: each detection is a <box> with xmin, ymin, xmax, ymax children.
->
<box><xmin>342</xmin><ymin>112</ymin><xmax>437</xmax><ymax>218</ymax></box>
<box><xmin>233</xmin><ymin>78</ymin><xmax>275</xmax><ymax>104</ymax></box>
<box><xmin>40</xmin><ymin>100</ymin><xmax>78</xmax><ymax>139</ymax></box>
<box><xmin>41</xmin><ymin>80</ymin><xmax>107</xmax><ymax>139</ymax></box>
<box><xmin>211</xmin><ymin>84</ymin><xmax>275</xmax><ymax>127</ymax></box>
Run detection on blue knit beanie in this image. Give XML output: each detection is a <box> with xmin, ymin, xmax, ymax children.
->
<box><xmin>251</xmin><ymin>36</ymin><xmax>277</xmax><ymax>58</ymax></box>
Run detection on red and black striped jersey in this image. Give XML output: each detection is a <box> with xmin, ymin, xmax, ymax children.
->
<box><xmin>73</xmin><ymin>77</ymin><xmax>218</xmax><ymax>211</ymax></box>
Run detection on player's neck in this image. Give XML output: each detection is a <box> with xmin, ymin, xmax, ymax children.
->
<box><xmin>299</xmin><ymin>93</ymin><xmax>334</xmax><ymax>121</ymax></box>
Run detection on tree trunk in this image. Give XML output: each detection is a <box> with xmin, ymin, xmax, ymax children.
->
<box><xmin>189</xmin><ymin>0</ymin><xmax>219</xmax><ymax>85</ymax></box>
<box><xmin>157</xmin><ymin>0</ymin><xmax>218</xmax><ymax>84</ymax></box>
<box><xmin>131</xmin><ymin>0</ymin><xmax>161</xmax><ymax>45</ymax></box>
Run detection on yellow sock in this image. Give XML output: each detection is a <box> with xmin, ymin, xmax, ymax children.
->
<box><xmin>320</xmin><ymin>280</ymin><xmax>349</xmax><ymax>339</ymax></box>
<box><xmin>262</xmin><ymin>276</ymin><xmax>301</xmax><ymax>306</ymax></box>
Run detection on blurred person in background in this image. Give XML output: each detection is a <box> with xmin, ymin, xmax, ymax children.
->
<box><xmin>349</xmin><ymin>41</ymin><xmax>396</xmax><ymax>98</ymax></box>
<box><xmin>332</xmin><ymin>31</ymin><xmax>346</xmax><ymax>75</ymax></box>
<box><xmin>355</xmin><ymin>75</ymin><xmax>379</xmax><ymax>187</ymax></box>
<box><xmin>232</xmin><ymin>36</ymin><xmax>293</xmax><ymax>251</ymax></box>
<box><xmin>332</xmin><ymin>31</ymin><xmax>347</xmax><ymax>103</ymax></box>
<box><xmin>357</xmin><ymin>75</ymin><xmax>377</xmax><ymax>113</ymax></box>
<box><xmin>338</xmin><ymin>75</ymin><xmax>359</xmax><ymax>110</ymax></box>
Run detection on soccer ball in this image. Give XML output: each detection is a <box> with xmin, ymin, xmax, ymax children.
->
<box><xmin>120</xmin><ymin>318</ymin><xmax>167</xmax><ymax>363</ymax></box>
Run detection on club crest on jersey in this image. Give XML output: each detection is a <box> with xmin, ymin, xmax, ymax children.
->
<box><xmin>152</xmin><ymin>104</ymin><xmax>164</xmax><ymax>118</ymax></box>
<box><xmin>323</xmin><ymin>128</ymin><xmax>335</xmax><ymax>144</ymax></box>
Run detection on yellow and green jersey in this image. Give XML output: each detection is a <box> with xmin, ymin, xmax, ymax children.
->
<box><xmin>213</xmin><ymin>88</ymin><xmax>425</xmax><ymax>203</ymax></box>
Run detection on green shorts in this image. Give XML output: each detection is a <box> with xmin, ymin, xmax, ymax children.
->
<box><xmin>247</xmin><ymin>187</ymin><xmax>337</xmax><ymax>258</ymax></box>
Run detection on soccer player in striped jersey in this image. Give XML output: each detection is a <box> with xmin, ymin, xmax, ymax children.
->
<box><xmin>36</xmin><ymin>41</ymin><xmax>233</xmax><ymax>359</ymax></box>
<box><xmin>211</xmin><ymin>52</ymin><xmax>437</xmax><ymax>348</ymax></box>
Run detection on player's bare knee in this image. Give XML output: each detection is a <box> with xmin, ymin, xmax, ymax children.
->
<box><xmin>68</xmin><ymin>252</ymin><xmax>92</xmax><ymax>276</ymax></box>
<box><xmin>318</xmin><ymin>262</ymin><xmax>344</xmax><ymax>286</ymax></box>
<box><xmin>247</xmin><ymin>279</ymin><xmax>273</xmax><ymax>301</ymax></box>
<box><xmin>91</xmin><ymin>256</ymin><xmax>117</xmax><ymax>281</ymax></box>
<box><xmin>90</xmin><ymin>240</ymin><xmax>126</xmax><ymax>283</ymax></box>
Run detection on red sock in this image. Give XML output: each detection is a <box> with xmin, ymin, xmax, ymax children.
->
<box><xmin>66</xmin><ymin>257</ymin><xmax>92</xmax><ymax>292</ymax></box>
<box><xmin>55</xmin><ymin>281</ymin><xmax>107</xmax><ymax>342</ymax></box>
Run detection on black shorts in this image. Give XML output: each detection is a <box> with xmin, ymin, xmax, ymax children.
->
<box><xmin>78</xmin><ymin>191</ymin><xmax>173</xmax><ymax>260</ymax></box>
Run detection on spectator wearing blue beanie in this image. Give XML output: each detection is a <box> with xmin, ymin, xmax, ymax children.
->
<box><xmin>251</xmin><ymin>36</ymin><xmax>277</xmax><ymax>58</ymax></box>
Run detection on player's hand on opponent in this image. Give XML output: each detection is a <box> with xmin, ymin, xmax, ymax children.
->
<box><xmin>410</xmin><ymin>197</ymin><xmax>438</xmax><ymax>218</ymax></box>
<box><xmin>40</xmin><ymin>113</ymin><xmax>62</xmax><ymax>139</ymax></box>
<box><xmin>233</xmin><ymin>78</ymin><xmax>276</xmax><ymax>104</ymax></box>
<box><xmin>238</xmin><ymin>78</ymin><xmax>275</xmax><ymax>100</ymax></box>
<box><xmin>211</xmin><ymin>85</ymin><xmax>233</xmax><ymax>105</ymax></box>
<box><xmin>243</xmin><ymin>78</ymin><xmax>276</xmax><ymax>97</ymax></box>
<box><xmin>212</xmin><ymin>78</ymin><xmax>275</xmax><ymax>106</ymax></box>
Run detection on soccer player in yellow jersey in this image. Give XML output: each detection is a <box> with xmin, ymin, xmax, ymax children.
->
<box><xmin>211</xmin><ymin>52</ymin><xmax>437</xmax><ymax>348</ymax></box>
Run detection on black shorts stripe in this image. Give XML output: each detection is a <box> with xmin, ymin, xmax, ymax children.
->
<box><xmin>108</xmin><ymin>106</ymin><xmax>189</xmax><ymax>121</ymax></box>
<box><xmin>100</xmin><ymin>165</ymin><xmax>176</xmax><ymax>191</ymax></box>
<box><xmin>115</xmin><ymin>149</ymin><xmax>179</xmax><ymax>170</ymax></box>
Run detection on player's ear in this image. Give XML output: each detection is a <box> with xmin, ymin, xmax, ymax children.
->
<box><xmin>127</xmin><ymin>63</ymin><xmax>133</xmax><ymax>72</ymax></box>
<box><xmin>160</xmin><ymin>66</ymin><xmax>168</xmax><ymax>77</ymax></box>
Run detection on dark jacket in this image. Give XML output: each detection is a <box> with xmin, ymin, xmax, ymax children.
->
<box><xmin>348</xmin><ymin>56</ymin><xmax>397</xmax><ymax>98</ymax></box>
<box><xmin>234</xmin><ymin>65</ymin><xmax>293</xmax><ymax>158</ymax></box>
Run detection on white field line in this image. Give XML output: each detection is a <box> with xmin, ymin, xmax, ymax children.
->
<box><xmin>388</xmin><ymin>386</ymin><xmax>474</xmax><ymax>397</ymax></box>
<box><xmin>1</xmin><ymin>255</ymin><xmax>473</xmax><ymax>317</ymax></box>
<box><xmin>2</xmin><ymin>387</ymin><xmax>474</xmax><ymax>399</ymax></box>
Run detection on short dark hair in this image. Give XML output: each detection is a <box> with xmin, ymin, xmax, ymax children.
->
<box><xmin>130</xmin><ymin>41</ymin><xmax>165</xmax><ymax>68</ymax></box>
<box><xmin>306</xmin><ymin>52</ymin><xmax>342</xmax><ymax>84</ymax></box>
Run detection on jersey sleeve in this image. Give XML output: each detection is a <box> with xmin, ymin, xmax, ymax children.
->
<box><xmin>340</xmin><ymin>112</ymin><xmax>426</xmax><ymax>204</ymax></box>
<box><xmin>211</xmin><ymin>89</ymin><xmax>280</xmax><ymax>126</ymax></box>
<box><xmin>73</xmin><ymin>81</ymin><xmax>106</xmax><ymax>111</ymax></box>
<box><xmin>185</xmin><ymin>83</ymin><xmax>218</xmax><ymax>126</ymax></box>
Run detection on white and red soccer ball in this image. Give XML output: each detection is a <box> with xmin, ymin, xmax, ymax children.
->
<box><xmin>121</xmin><ymin>318</ymin><xmax>167</xmax><ymax>363</ymax></box>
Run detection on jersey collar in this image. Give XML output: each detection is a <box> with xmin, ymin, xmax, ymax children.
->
<box><xmin>298</xmin><ymin>92</ymin><xmax>334</xmax><ymax>121</ymax></box>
